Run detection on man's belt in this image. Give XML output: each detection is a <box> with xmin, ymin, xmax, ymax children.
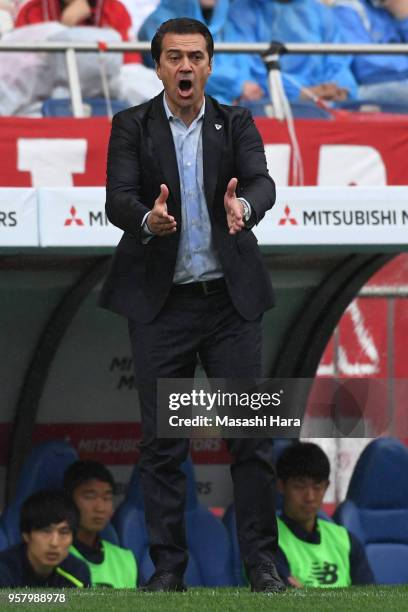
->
<box><xmin>171</xmin><ymin>278</ymin><xmax>226</xmax><ymax>297</ymax></box>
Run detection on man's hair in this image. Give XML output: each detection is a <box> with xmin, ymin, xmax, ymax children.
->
<box><xmin>277</xmin><ymin>442</ymin><xmax>330</xmax><ymax>483</ymax></box>
<box><xmin>20</xmin><ymin>490</ymin><xmax>78</xmax><ymax>534</ymax></box>
<box><xmin>151</xmin><ymin>17</ymin><xmax>214</xmax><ymax>64</ymax></box>
<box><xmin>63</xmin><ymin>460</ymin><xmax>115</xmax><ymax>497</ymax></box>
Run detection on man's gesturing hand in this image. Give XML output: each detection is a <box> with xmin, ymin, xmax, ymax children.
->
<box><xmin>146</xmin><ymin>184</ymin><xmax>177</xmax><ymax>236</ymax></box>
<box><xmin>224</xmin><ymin>177</ymin><xmax>245</xmax><ymax>235</ymax></box>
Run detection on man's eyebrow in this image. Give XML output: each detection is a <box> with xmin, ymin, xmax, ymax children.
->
<box><xmin>165</xmin><ymin>48</ymin><xmax>205</xmax><ymax>54</ymax></box>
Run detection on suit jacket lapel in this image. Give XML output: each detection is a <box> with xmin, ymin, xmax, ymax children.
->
<box><xmin>148</xmin><ymin>92</ymin><xmax>181</xmax><ymax>217</ymax></box>
<box><xmin>202</xmin><ymin>95</ymin><xmax>223</xmax><ymax>209</ymax></box>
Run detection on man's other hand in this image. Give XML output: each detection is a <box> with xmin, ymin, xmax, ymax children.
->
<box><xmin>224</xmin><ymin>177</ymin><xmax>245</xmax><ymax>235</ymax></box>
<box><xmin>241</xmin><ymin>81</ymin><xmax>265</xmax><ymax>101</ymax></box>
<box><xmin>301</xmin><ymin>82</ymin><xmax>349</xmax><ymax>102</ymax></box>
<box><xmin>287</xmin><ymin>575</ymin><xmax>303</xmax><ymax>588</ymax></box>
<box><xmin>60</xmin><ymin>0</ymin><xmax>92</xmax><ymax>26</ymax></box>
<box><xmin>146</xmin><ymin>184</ymin><xmax>177</xmax><ymax>236</ymax></box>
<box><xmin>382</xmin><ymin>0</ymin><xmax>408</xmax><ymax>20</ymax></box>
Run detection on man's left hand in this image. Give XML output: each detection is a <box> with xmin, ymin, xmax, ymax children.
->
<box><xmin>224</xmin><ymin>177</ymin><xmax>245</xmax><ymax>235</ymax></box>
<box><xmin>382</xmin><ymin>0</ymin><xmax>408</xmax><ymax>19</ymax></box>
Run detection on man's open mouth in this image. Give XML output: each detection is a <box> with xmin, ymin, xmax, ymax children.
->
<box><xmin>178</xmin><ymin>79</ymin><xmax>193</xmax><ymax>96</ymax></box>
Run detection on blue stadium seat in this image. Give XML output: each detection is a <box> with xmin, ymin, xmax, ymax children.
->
<box><xmin>0</xmin><ymin>440</ymin><xmax>79</xmax><ymax>545</ymax></box>
<box><xmin>113</xmin><ymin>456</ymin><xmax>235</xmax><ymax>586</ymax></box>
<box><xmin>41</xmin><ymin>98</ymin><xmax>129</xmax><ymax>117</ymax></box>
<box><xmin>240</xmin><ymin>98</ymin><xmax>332</xmax><ymax>119</ymax></box>
<box><xmin>0</xmin><ymin>523</ymin><xmax>8</xmax><ymax>552</ymax></box>
<box><xmin>333</xmin><ymin>437</ymin><xmax>408</xmax><ymax>584</ymax></box>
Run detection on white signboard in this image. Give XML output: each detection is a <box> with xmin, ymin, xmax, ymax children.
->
<box><xmin>38</xmin><ymin>187</ymin><xmax>122</xmax><ymax>246</ymax></box>
<box><xmin>0</xmin><ymin>188</ymin><xmax>38</xmax><ymax>246</ymax></box>
<box><xmin>1</xmin><ymin>186</ymin><xmax>408</xmax><ymax>247</ymax></box>
<box><xmin>255</xmin><ymin>186</ymin><xmax>408</xmax><ymax>245</ymax></box>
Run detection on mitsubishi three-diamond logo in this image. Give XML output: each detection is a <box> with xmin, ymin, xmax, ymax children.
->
<box><xmin>279</xmin><ymin>205</ymin><xmax>298</xmax><ymax>226</ymax></box>
<box><xmin>64</xmin><ymin>206</ymin><xmax>84</xmax><ymax>227</ymax></box>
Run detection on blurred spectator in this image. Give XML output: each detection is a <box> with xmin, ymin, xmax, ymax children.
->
<box><xmin>274</xmin><ymin>443</ymin><xmax>374</xmax><ymax>588</ymax></box>
<box><xmin>121</xmin><ymin>0</ymin><xmax>160</xmax><ymax>36</ymax></box>
<box><xmin>15</xmin><ymin>0</ymin><xmax>141</xmax><ymax>63</ymax></box>
<box><xmin>228</xmin><ymin>0</ymin><xmax>358</xmax><ymax>103</ymax></box>
<box><xmin>138</xmin><ymin>0</ymin><xmax>253</xmax><ymax>104</ymax></box>
<box><xmin>0</xmin><ymin>490</ymin><xmax>90</xmax><ymax>588</ymax></box>
<box><xmin>333</xmin><ymin>0</ymin><xmax>408</xmax><ymax>104</ymax></box>
<box><xmin>64</xmin><ymin>460</ymin><xmax>138</xmax><ymax>588</ymax></box>
<box><xmin>0</xmin><ymin>0</ymin><xmax>13</xmax><ymax>35</ymax></box>
<box><xmin>0</xmin><ymin>0</ymin><xmax>162</xmax><ymax>115</ymax></box>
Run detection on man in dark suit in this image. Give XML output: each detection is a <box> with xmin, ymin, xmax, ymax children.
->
<box><xmin>100</xmin><ymin>17</ymin><xmax>285</xmax><ymax>593</ymax></box>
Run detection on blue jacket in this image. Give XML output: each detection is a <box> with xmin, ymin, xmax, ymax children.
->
<box><xmin>228</xmin><ymin>0</ymin><xmax>358</xmax><ymax>100</ymax></box>
<box><xmin>138</xmin><ymin>0</ymin><xmax>246</xmax><ymax>103</ymax></box>
<box><xmin>333</xmin><ymin>0</ymin><xmax>408</xmax><ymax>85</ymax></box>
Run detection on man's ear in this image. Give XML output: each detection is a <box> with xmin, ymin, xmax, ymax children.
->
<box><xmin>155</xmin><ymin>61</ymin><xmax>162</xmax><ymax>81</ymax></box>
<box><xmin>325</xmin><ymin>480</ymin><xmax>330</xmax><ymax>492</ymax></box>
<box><xmin>208</xmin><ymin>57</ymin><xmax>213</xmax><ymax>76</ymax></box>
<box><xmin>22</xmin><ymin>532</ymin><xmax>29</xmax><ymax>543</ymax></box>
<box><xmin>277</xmin><ymin>478</ymin><xmax>285</xmax><ymax>494</ymax></box>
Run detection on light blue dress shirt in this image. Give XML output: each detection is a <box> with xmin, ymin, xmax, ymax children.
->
<box><xmin>163</xmin><ymin>95</ymin><xmax>223</xmax><ymax>284</ymax></box>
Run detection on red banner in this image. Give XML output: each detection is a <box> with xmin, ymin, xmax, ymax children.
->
<box><xmin>1</xmin><ymin>115</ymin><xmax>408</xmax><ymax>186</ymax></box>
<box><xmin>0</xmin><ymin>423</ymin><xmax>231</xmax><ymax>466</ymax></box>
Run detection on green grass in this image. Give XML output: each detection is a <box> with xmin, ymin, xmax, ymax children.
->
<box><xmin>1</xmin><ymin>587</ymin><xmax>408</xmax><ymax>612</ymax></box>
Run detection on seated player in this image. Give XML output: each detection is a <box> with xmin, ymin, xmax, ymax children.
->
<box><xmin>0</xmin><ymin>490</ymin><xmax>90</xmax><ymax>588</ymax></box>
<box><xmin>275</xmin><ymin>442</ymin><xmax>374</xmax><ymax>587</ymax></box>
<box><xmin>63</xmin><ymin>460</ymin><xmax>137</xmax><ymax>588</ymax></box>
<box><xmin>15</xmin><ymin>0</ymin><xmax>141</xmax><ymax>63</ymax></box>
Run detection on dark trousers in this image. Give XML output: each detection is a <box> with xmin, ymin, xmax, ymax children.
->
<box><xmin>128</xmin><ymin>287</ymin><xmax>278</xmax><ymax>576</ymax></box>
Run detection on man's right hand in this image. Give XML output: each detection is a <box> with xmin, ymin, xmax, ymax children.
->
<box><xmin>146</xmin><ymin>184</ymin><xmax>177</xmax><ymax>236</ymax></box>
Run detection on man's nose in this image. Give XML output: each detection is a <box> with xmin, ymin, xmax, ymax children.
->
<box><xmin>304</xmin><ymin>487</ymin><xmax>316</xmax><ymax>501</ymax></box>
<box><xmin>49</xmin><ymin>532</ymin><xmax>59</xmax><ymax>547</ymax></box>
<box><xmin>179</xmin><ymin>56</ymin><xmax>192</xmax><ymax>71</ymax></box>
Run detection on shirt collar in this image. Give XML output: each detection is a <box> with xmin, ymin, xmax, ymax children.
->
<box><xmin>280</xmin><ymin>512</ymin><xmax>320</xmax><ymax>544</ymax></box>
<box><xmin>163</xmin><ymin>94</ymin><xmax>205</xmax><ymax>125</ymax></box>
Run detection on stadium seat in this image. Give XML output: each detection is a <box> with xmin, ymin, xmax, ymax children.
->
<box><xmin>240</xmin><ymin>99</ymin><xmax>332</xmax><ymax>119</ymax></box>
<box><xmin>0</xmin><ymin>440</ymin><xmax>119</xmax><ymax>546</ymax></box>
<box><xmin>113</xmin><ymin>456</ymin><xmax>235</xmax><ymax>586</ymax></box>
<box><xmin>333</xmin><ymin>437</ymin><xmax>408</xmax><ymax>584</ymax></box>
<box><xmin>41</xmin><ymin>98</ymin><xmax>129</xmax><ymax>117</ymax></box>
<box><xmin>0</xmin><ymin>523</ymin><xmax>8</xmax><ymax>552</ymax></box>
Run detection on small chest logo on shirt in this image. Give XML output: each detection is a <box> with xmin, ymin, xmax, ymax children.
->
<box><xmin>215</xmin><ymin>124</ymin><xmax>222</xmax><ymax>130</ymax></box>
<box><xmin>310</xmin><ymin>561</ymin><xmax>339</xmax><ymax>585</ymax></box>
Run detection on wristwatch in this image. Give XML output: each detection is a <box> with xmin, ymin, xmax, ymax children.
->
<box><xmin>238</xmin><ymin>198</ymin><xmax>252</xmax><ymax>223</ymax></box>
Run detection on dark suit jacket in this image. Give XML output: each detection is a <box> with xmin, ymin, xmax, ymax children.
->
<box><xmin>100</xmin><ymin>92</ymin><xmax>276</xmax><ymax>323</ymax></box>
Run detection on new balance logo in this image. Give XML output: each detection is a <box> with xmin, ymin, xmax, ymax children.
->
<box><xmin>310</xmin><ymin>561</ymin><xmax>339</xmax><ymax>585</ymax></box>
